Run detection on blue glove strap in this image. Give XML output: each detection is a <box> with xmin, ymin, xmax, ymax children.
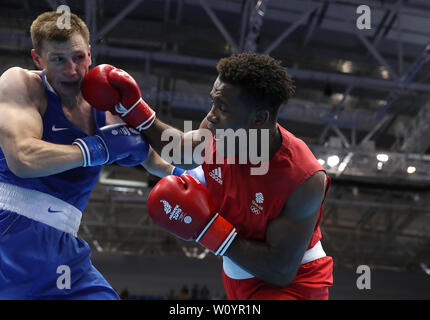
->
<box><xmin>172</xmin><ymin>167</ymin><xmax>186</xmax><ymax>176</ymax></box>
<box><xmin>73</xmin><ymin>136</ymin><xmax>108</xmax><ymax>167</ymax></box>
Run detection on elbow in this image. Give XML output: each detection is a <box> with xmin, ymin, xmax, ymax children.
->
<box><xmin>263</xmin><ymin>264</ymin><xmax>297</xmax><ymax>288</ymax></box>
<box><xmin>7</xmin><ymin>152</ymin><xmax>36</xmax><ymax>179</ymax></box>
<box><xmin>8</xmin><ymin>162</ymin><xmax>34</xmax><ymax>178</ymax></box>
<box><xmin>277</xmin><ymin>274</ymin><xmax>295</xmax><ymax>288</ymax></box>
<box><xmin>267</xmin><ymin>273</ymin><xmax>295</xmax><ymax>288</ymax></box>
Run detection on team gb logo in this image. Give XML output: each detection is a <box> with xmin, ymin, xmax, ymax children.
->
<box><xmin>250</xmin><ymin>192</ymin><xmax>264</xmax><ymax>215</ymax></box>
<box><xmin>160</xmin><ymin>200</ymin><xmax>192</xmax><ymax>224</ymax></box>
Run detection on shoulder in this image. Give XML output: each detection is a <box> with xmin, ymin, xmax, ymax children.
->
<box><xmin>0</xmin><ymin>67</ymin><xmax>44</xmax><ymax>108</ymax></box>
<box><xmin>283</xmin><ymin>170</ymin><xmax>327</xmax><ymax>221</ymax></box>
<box><xmin>277</xmin><ymin>125</ymin><xmax>322</xmax><ymax>174</ymax></box>
<box><xmin>0</xmin><ymin>67</ymin><xmax>42</xmax><ymax>91</ymax></box>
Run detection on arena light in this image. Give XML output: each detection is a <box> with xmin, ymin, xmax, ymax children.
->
<box><xmin>407</xmin><ymin>166</ymin><xmax>416</xmax><ymax>174</ymax></box>
<box><xmin>317</xmin><ymin>158</ymin><xmax>325</xmax><ymax>166</ymax></box>
<box><xmin>92</xmin><ymin>240</ymin><xmax>103</xmax><ymax>253</ymax></box>
<box><xmin>420</xmin><ymin>263</ymin><xmax>430</xmax><ymax>276</ymax></box>
<box><xmin>338</xmin><ymin>161</ymin><xmax>347</xmax><ymax>172</ymax></box>
<box><xmin>341</xmin><ymin>61</ymin><xmax>353</xmax><ymax>73</ymax></box>
<box><xmin>327</xmin><ymin>155</ymin><xmax>340</xmax><ymax>167</ymax></box>
<box><xmin>379</xmin><ymin>67</ymin><xmax>390</xmax><ymax>79</ymax></box>
<box><xmin>376</xmin><ymin>154</ymin><xmax>389</xmax><ymax>162</ymax></box>
<box><xmin>352</xmin><ymin>186</ymin><xmax>359</xmax><ymax>196</ymax></box>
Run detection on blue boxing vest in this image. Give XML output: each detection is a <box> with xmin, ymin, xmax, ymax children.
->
<box><xmin>0</xmin><ymin>70</ymin><xmax>105</xmax><ymax>212</ymax></box>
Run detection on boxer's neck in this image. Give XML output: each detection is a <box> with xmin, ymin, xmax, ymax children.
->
<box><xmin>61</xmin><ymin>94</ymin><xmax>84</xmax><ymax>110</ymax></box>
<box><xmin>268</xmin><ymin>124</ymin><xmax>282</xmax><ymax>160</ymax></box>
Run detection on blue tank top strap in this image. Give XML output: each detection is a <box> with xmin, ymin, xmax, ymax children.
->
<box><xmin>41</xmin><ymin>69</ymin><xmax>48</xmax><ymax>88</ymax></box>
<box><xmin>41</xmin><ymin>70</ymin><xmax>62</xmax><ymax>105</ymax></box>
<box><xmin>41</xmin><ymin>69</ymin><xmax>105</xmax><ymax>130</ymax></box>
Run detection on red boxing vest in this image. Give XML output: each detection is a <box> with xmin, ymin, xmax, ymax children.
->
<box><xmin>202</xmin><ymin>123</ymin><xmax>330</xmax><ymax>249</ymax></box>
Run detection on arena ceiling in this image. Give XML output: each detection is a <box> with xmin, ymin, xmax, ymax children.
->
<box><xmin>1</xmin><ymin>0</ymin><xmax>430</xmax><ymax>273</ymax></box>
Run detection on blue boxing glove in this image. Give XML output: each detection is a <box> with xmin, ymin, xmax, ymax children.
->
<box><xmin>73</xmin><ymin>124</ymin><xmax>149</xmax><ymax>167</ymax></box>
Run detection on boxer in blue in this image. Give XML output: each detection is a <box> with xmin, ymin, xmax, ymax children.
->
<box><xmin>0</xmin><ymin>11</ymin><xmax>150</xmax><ymax>299</ymax></box>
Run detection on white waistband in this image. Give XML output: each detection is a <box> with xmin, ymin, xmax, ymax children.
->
<box><xmin>0</xmin><ymin>182</ymin><xmax>82</xmax><ymax>236</ymax></box>
<box><xmin>223</xmin><ymin>240</ymin><xmax>326</xmax><ymax>280</ymax></box>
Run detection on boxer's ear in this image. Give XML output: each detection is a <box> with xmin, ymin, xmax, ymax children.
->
<box><xmin>88</xmin><ymin>45</ymin><xmax>92</xmax><ymax>67</ymax></box>
<box><xmin>252</xmin><ymin>109</ymin><xmax>270</xmax><ymax>127</ymax></box>
<box><xmin>31</xmin><ymin>49</ymin><xmax>43</xmax><ymax>70</ymax></box>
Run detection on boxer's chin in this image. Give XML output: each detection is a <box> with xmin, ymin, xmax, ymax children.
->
<box><xmin>201</xmin><ymin>118</ymin><xmax>215</xmax><ymax>133</ymax></box>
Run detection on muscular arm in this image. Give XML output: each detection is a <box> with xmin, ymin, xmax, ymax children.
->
<box><xmin>223</xmin><ymin>171</ymin><xmax>327</xmax><ymax>287</ymax></box>
<box><xmin>141</xmin><ymin>146</ymin><xmax>175</xmax><ymax>177</ymax></box>
<box><xmin>0</xmin><ymin>67</ymin><xmax>83</xmax><ymax>178</ymax></box>
<box><xmin>143</xmin><ymin>118</ymin><xmax>210</xmax><ymax>170</ymax></box>
<box><xmin>105</xmin><ymin>113</ymin><xmax>178</xmax><ymax>175</ymax></box>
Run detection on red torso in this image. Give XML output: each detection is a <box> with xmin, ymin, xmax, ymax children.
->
<box><xmin>202</xmin><ymin>124</ymin><xmax>329</xmax><ymax>249</ymax></box>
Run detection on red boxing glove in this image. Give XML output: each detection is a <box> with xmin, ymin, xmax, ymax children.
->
<box><xmin>80</xmin><ymin>64</ymin><xmax>119</xmax><ymax>111</ymax></box>
<box><xmin>82</xmin><ymin>64</ymin><xmax>156</xmax><ymax>131</ymax></box>
<box><xmin>147</xmin><ymin>174</ymin><xmax>237</xmax><ymax>256</ymax></box>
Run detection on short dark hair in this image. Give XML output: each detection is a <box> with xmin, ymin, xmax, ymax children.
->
<box><xmin>216</xmin><ymin>53</ymin><xmax>295</xmax><ymax>114</ymax></box>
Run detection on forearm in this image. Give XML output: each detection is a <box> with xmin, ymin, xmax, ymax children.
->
<box><xmin>9</xmin><ymin>138</ymin><xmax>83</xmax><ymax>178</ymax></box>
<box><xmin>144</xmin><ymin>119</ymin><xmax>203</xmax><ymax>169</ymax></box>
<box><xmin>144</xmin><ymin>119</ymin><xmax>183</xmax><ymax>156</ymax></box>
<box><xmin>224</xmin><ymin>237</ymin><xmax>300</xmax><ymax>287</ymax></box>
<box><xmin>141</xmin><ymin>147</ymin><xmax>175</xmax><ymax>178</ymax></box>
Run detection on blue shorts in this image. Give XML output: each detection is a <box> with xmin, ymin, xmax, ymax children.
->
<box><xmin>0</xmin><ymin>210</ymin><xmax>119</xmax><ymax>300</ymax></box>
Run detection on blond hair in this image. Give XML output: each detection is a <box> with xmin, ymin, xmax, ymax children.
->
<box><xmin>30</xmin><ymin>11</ymin><xmax>90</xmax><ymax>53</ymax></box>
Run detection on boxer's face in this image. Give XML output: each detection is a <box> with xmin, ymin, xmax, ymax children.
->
<box><xmin>203</xmin><ymin>76</ymin><xmax>259</xmax><ymax>133</ymax></box>
<box><xmin>202</xmin><ymin>76</ymin><xmax>271</xmax><ymax>157</ymax></box>
<box><xmin>31</xmin><ymin>32</ymin><xmax>91</xmax><ymax>97</ymax></box>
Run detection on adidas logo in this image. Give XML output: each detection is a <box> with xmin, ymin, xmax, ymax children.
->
<box><xmin>209</xmin><ymin>167</ymin><xmax>223</xmax><ymax>185</ymax></box>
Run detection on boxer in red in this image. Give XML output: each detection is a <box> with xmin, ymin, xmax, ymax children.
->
<box><xmin>83</xmin><ymin>53</ymin><xmax>334</xmax><ymax>300</ymax></box>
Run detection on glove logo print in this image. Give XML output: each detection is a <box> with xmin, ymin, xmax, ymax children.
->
<box><xmin>160</xmin><ymin>200</ymin><xmax>192</xmax><ymax>224</ymax></box>
<box><xmin>160</xmin><ymin>200</ymin><xmax>172</xmax><ymax>214</ymax></box>
<box><xmin>129</xmin><ymin>128</ymin><xmax>139</xmax><ymax>135</ymax></box>
<box><xmin>250</xmin><ymin>192</ymin><xmax>264</xmax><ymax>215</ymax></box>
